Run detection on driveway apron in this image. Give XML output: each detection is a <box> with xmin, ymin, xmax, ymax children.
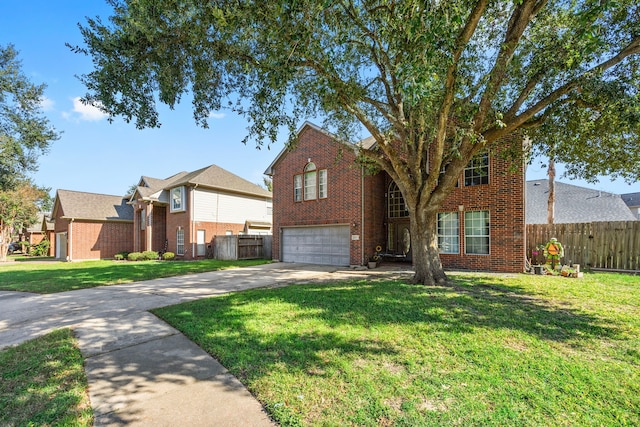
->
<box><xmin>0</xmin><ymin>263</ymin><xmax>390</xmax><ymax>426</ymax></box>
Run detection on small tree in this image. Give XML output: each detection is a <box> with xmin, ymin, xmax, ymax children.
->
<box><xmin>0</xmin><ymin>181</ymin><xmax>47</xmax><ymax>261</ymax></box>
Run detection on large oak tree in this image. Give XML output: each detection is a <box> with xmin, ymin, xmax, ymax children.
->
<box><xmin>73</xmin><ymin>0</ymin><xmax>639</xmax><ymax>285</ymax></box>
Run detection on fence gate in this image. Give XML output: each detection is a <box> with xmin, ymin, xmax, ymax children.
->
<box><xmin>238</xmin><ymin>235</ymin><xmax>263</xmax><ymax>260</ymax></box>
<box><xmin>213</xmin><ymin>235</ymin><xmax>272</xmax><ymax>260</ymax></box>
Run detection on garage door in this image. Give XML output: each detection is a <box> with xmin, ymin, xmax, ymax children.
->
<box><xmin>282</xmin><ymin>226</ymin><xmax>350</xmax><ymax>266</ymax></box>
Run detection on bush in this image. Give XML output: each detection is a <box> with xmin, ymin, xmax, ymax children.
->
<box><xmin>162</xmin><ymin>251</ymin><xmax>175</xmax><ymax>261</ymax></box>
<box><xmin>115</xmin><ymin>251</ymin><xmax>129</xmax><ymax>260</ymax></box>
<box><xmin>141</xmin><ymin>250</ymin><xmax>159</xmax><ymax>260</ymax></box>
<box><xmin>114</xmin><ymin>254</ymin><xmax>124</xmax><ymax>261</ymax></box>
<box><xmin>127</xmin><ymin>252</ymin><xmax>142</xmax><ymax>261</ymax></box>
<box><xmin>29</xmin><ymin>240</ymin><xmax>50</xmax><ymax>256</ymax></box>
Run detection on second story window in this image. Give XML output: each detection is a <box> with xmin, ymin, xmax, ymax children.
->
<box><xmin>464</xmin><ymin>152</ymin><xmax>489</xmax><ymax>186</ymax></box>
<box><xmin>294</xmin><ymin>175</ymin><xmax>302</xmax><ymax>202</ymax></box>
<box><xmin>304</xmin><ymin>163</ymin><xmax>317</xmax><ymax>200</ymax></box>
<box><xmin>171</xmin><ymin>186</ymin><xmax>185</xmax><ymax>212</ymax></box>
<box><xmin>294</xmin><ymin>162</ymin><xmax>328</xmax><ymax>202</ymax></box>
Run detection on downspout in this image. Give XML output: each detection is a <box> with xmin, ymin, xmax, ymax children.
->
<box><xmin>361</xmin><ymin>167</ymin><xmax>365</xmax><ymax>266</ymax></box>
<box><xmin>191</xmin><ymin>184</ymin><xmax>198</xmax><ymax>258</ymax></box>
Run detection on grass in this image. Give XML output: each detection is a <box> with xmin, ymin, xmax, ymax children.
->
<box><xmin>0</xmin><ymin>259</ymin><xmax>271</xmax><ymax>293</ymax></box>
<box><xmin>0</xmin><ymin>329</ymin><xmax>92</xmax><ymax>426</ymax></box>
<box><xmin>154</xmin><ymin>272</ymin><xmax>640</xmax><ymax>426</ymax></box>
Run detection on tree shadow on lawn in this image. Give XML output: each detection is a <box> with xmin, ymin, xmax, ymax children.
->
<box><xmin>157</xmin><ymin>276</ymin><xmax>621</xmax><ymax>382</ymax></box>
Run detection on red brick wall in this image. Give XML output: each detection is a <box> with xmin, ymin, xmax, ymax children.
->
<box><xmin>270</xmin><ymin>124</ymin><xmax>524</xmax><ymax>272</ymax></box>
<box><xmin>151</xmin><ymin>205</ymin><xmax>167</xmax><ymax>252</ymax></box>
<box><xmin>437</xmin><ymin>150</ymin><xmax>525</xmax><ymax>272</ymax></box>
<box><xmin>271</xmin><ymin>125</ymin><xmax>386</xmax><ymax>265</ymax></box>
<box><xmin>69</xmin><ymin>220</ymin><xmax>133</xmax><ymax>260</ymax></box>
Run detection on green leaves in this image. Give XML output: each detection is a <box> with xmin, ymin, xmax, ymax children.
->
<box><xmin>0</xmin><ymin>44</ymin><xmax>59</xmax><ymax>190</ymax></box>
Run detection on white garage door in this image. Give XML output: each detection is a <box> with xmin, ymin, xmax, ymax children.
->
<box><xmin>282</xmin><ymin>226</ymin><xmax>350</xmax><ymax>266</ymax></box>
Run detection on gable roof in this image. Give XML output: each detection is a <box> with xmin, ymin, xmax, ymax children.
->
<box><xmin>526</xmin><ymin>180</ymin><xmax>636</xmax><ymax>224</ymax></box>
<box><xmin>25</xmin><ymin>212</ymin><xmax>48</xmax><ymax>233</ymax></box>
<box><xmin>264</xmin><ymin>121</ymin><xmax>364</xmax><ymax>175</ymax></box>
<box><xmin>621</xmin><ymin>192</ymin><xmax>640</xmax><ymax>208</ymax></box>
<box><xmin>134</xmin><ymin>164</ymin><xmax>271</xmax><ymax>202</ymax></box>
<box><xmin>53</xmin><ymin>189</ymin><xmax>134</xmax><ymax>222</ymax></box>
<box><xmin>169</xmin><ymin>164</ymin><xmax>272</xmax><ymax>197</ymax></box>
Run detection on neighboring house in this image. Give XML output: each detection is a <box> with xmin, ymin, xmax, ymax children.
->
<box><xmin>130</xmin><ymin>164</ymin><xmax>273</xmax><ymax>260</ymax></box>
<box><xmin>41</xmin><ymin>214</ymin><xmax>55</xmax><ymax>256</ymax></box>
<box><xmin>51</xmin><ymin>190</ymin><xmax>134</xmax><ymax>261</ymax></box>
<box><xmin>265</xmin><ymin>122</ymin><xmax>526</xmax><ymax>272</ymax></box>
<box><xmin>621</xmin><ymin>192</ymin><xmax>640</xmax><ymax>220</ymax></box>
<box><xmin>20</xmin><ymin>212</ymin><xmax>55</xmax><ymax>255</ymax></box>
<box><xmin>526</xmin><ymin>180</ymin><xmax>637</xmax><ymax>224</ymax></box>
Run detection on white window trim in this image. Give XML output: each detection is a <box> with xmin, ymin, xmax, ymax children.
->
<box><xmin>464</xmin><ymin>151</ymin><xmax>489</xmax><ymax>187</ymax></box>
<box><xmin>170</xmin><ymin>186</ymin><xmax>186</xmax><ymax>212</ymax></box>
<box><xmin>464</xmin><ymin>210</ymin><xmax>490</xmax><ymax>255</ymax></box>
<box><xmin>438</xmin><ymin>212</ymin><xmax>460</xmax><ymax>254</ymax></box>
<box><xmin>176</xmin><ymin>228</ymin><xmax>185</xmax><ymax>255</ymax></box>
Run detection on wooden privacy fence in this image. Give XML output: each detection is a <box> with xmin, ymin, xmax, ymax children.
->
<box><xmin>212</xmin><ymin>235</ymin><xmax>272</xmax><ymax>261</ymax></box>
<box><xmin>527</xmin><ymin>221</ymin><xmax>640</xmax><ymax>271</ymax></box>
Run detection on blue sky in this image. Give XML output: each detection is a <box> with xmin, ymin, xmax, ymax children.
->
<box><xmin>2</xmin><ymin>1</ymin><xmax>639</xmax><ymax>198</ymax></box>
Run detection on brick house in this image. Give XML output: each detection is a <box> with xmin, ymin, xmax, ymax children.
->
<box><xmin>265</xmin><ymin>122</ymin><xmax>525</xmax><ymax>272</ymax></box>
<box><xmin>20</xmin><ymin>213</ymin><xmax>55</xmax><ymax>256</ymax></box>
<box><xmin>129</xmin><ymin>164</ymin><xmax>273</xmax><ymax>260</ymax></box>
<box><xmin>51</xmin><ymin>190</ymin><xmax>134</xmax><ymax>261</ymax></box>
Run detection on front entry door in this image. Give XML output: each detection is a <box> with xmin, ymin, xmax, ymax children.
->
<box><xmin>387</xmin><ymin>221</ymin><xmax>412</xmax><ymax>261</ymax></box>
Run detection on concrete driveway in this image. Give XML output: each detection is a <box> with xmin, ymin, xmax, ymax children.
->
<box><xmin>0</xmin><ymin>263</ymin><xmax>407</xmax><ymax>426</ymax></box>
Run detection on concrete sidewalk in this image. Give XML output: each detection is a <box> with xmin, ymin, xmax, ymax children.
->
<box><xmin>0</xmin><ymin>263</ymin><xmax>410</xmax><ymax>426</ymax></box>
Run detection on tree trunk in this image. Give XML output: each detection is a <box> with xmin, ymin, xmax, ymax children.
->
<box><xmin>547</xmin><ymin>158</ymin><xmax>555</xmax><ymax>224</ymax></box>
<box><xmin>410</xmin><ymin>209</ymin><xmax>448</xmax><ymax>286</ymax></box>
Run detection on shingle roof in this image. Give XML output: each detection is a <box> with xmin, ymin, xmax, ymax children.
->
<box><xmin>168</xmin><ymin>164</ymin><xmax>272</xmax><ymax>197</ymax></box>
<box><xmin>264</xmin><ymin>121</ymin><xmax>359</xmax><ymax>176</ymax></box>
<box><xmin>621</xmin><ymin>192</ymin><xmax>640</xmax><ymax>208</ymax></box>
<box><xmin>54</xmin><ymin>189</ymin><xmax>134</xmax><ymax>222</ymax></box>
<box><xmin>136</xmin><ymin>164</ymin><xmax>271</xmax><ymax>201</ymax></box>
<box><xmin>526</xmin><ymin>180</ymin><xmax>636</xmax><ymax>224</ymax></box>
<box><xmin>25</xmin><ymin>212</ymin><xmax>48</xmax><ymax>233</ymax></box>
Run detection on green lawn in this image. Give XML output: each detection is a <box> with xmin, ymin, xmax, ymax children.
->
<box><xmin>0</xmin><ymin>259</ymin><xmax>271</xmax><ymax>293</ymax></box>
<box><xmin>0</xmin><ymin>329</ymin><xmax>92</xmax><ymax>426</ymax></box>
<box><xmin>154</xmin><ymin>272</ymin><xmax>640</xmax><ymax>426</ymax></box>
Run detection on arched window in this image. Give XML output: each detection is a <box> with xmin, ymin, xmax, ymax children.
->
<box><xmin>304</xmin><ymin>162</ymin><xmax>317</xmax><ymax>200</ymax></box>
<box><xmin>388</xmin><ymin>182</ymin><xmax>408</xmax><ymax>218</ymax></box>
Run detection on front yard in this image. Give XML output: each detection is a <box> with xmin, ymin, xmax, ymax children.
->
<box><xmin>0</xmin><ymin>258</ymin><xmax>270</xmax><ymax>293</ymax></box>
<box><xmin>154</xmin><ymin>271</ymin><xmax>640</xmax><ymax>426</ymax></box>
<box><xmin>1</xmin><ymin>264</ymin><xmax>638</xmax><ymax>426</ymax></box>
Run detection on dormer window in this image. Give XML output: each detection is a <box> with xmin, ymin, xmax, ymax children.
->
<box><xmin>170</xmin><ymin>186</ymin><xmax>186</xmax><ymax>212</ymax></box>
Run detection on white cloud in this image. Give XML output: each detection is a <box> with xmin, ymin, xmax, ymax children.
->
<box><xmin>208</xmin><ymin>112</ymin><xmax>225</xmax><ymax>119</ymax></box>
<box><xmin>39</xmin><ymin>96</ymin><xmax>55</xmax><ymax>111</ymax></box>
<box><xmin>68</xmin><ymin>97</ymin><xmax>108</xmax><ymax>121</ymax></box>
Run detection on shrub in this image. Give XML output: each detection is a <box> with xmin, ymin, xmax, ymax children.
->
<box><xmin>127</xmin><ymin>252</ymin><xmax>142</xmax><ymax>261</ymax></box>
<box><xmin>162</xmin><ymin>251</ymin><xmax>175</xmax><ymax>261</ymax></box>
<box><xmin>114</xmin><ymin>254</ymin><xmax>124</xmax><ymax>261</ymax></box>
<box><xmin>141</xmin><ymin>250</ymin><xmax>159</xmax><ymax>260</ymax></box>
<box><xmin>30</xmin><ymin>240</ymin><xmax>50</xmax><ymax>256</ymax></box>
<box><xmin>115</xmin><ymin>251</ymin><xmax>130</xmax><ymax>260</ymax></box>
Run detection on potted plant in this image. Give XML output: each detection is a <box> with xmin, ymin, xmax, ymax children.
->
<box><xmin>368</xmin><ymin>254</ymin><xmax>379</xmax><ymax>269</ymax></box>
